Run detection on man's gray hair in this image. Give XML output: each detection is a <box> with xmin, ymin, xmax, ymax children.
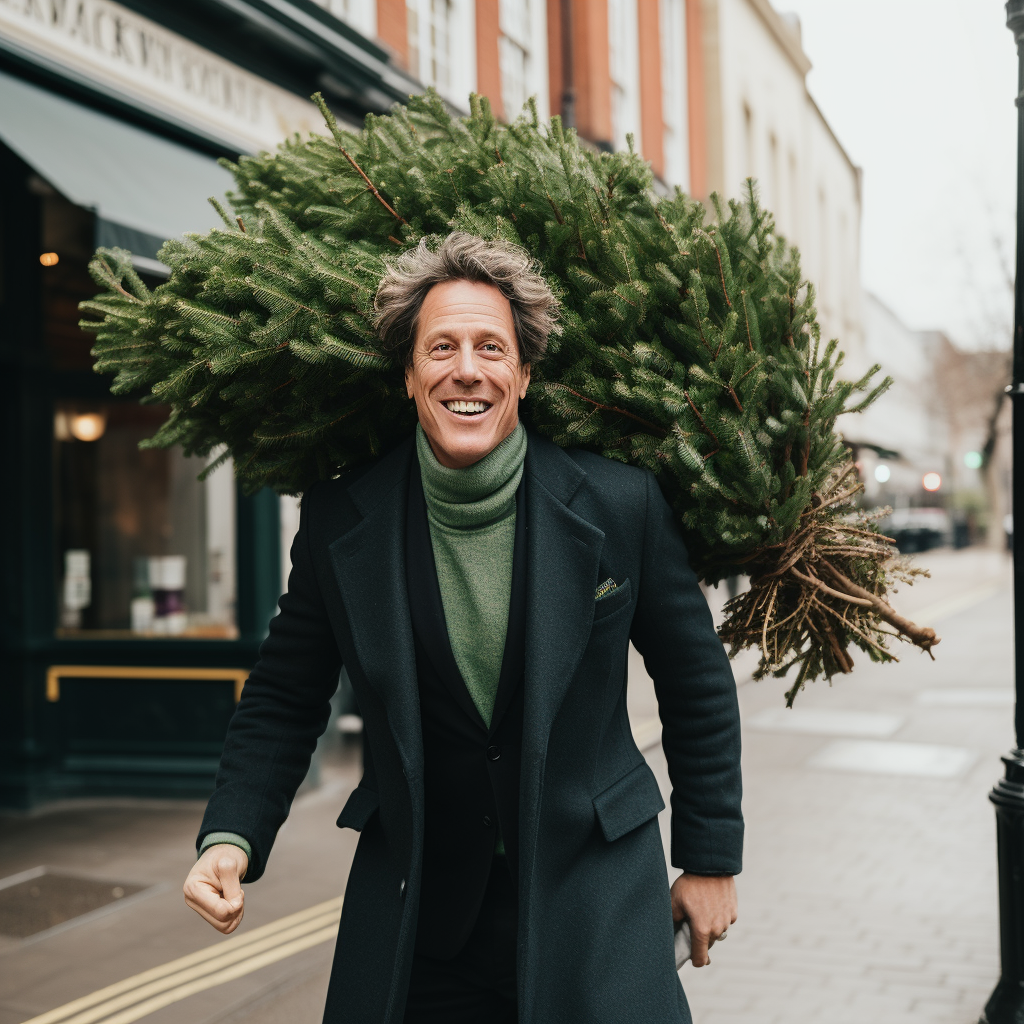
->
<box><xmin>373</xmin><ymin>232</ymin><xmax>558</xmax><ymax>366</ymax></box>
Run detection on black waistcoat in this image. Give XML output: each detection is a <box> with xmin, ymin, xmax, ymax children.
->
<box><xmin>405</xmin><ymin>462</ymin><xmax>527</xmax><ymax>960</ymax></box>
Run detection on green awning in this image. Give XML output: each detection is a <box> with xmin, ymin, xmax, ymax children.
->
<box><xmin>0</xmin><ymin>70</ymin><xmax>234</xmax><ymax>268</ymax></box>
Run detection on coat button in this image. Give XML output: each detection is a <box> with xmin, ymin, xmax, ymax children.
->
<box><xmin>483</xmin><ymin>815</ymin><xmax>493</xmax><ymax>827</ymax></box>
<box><xmin>400</xmin><ymin>878</ymin><xmax>406</xmax><ymax>896</ymax></box>
<box><xmin>487</xmin><ymin>745</ymin><xmax>501</xmax><ymax>761</ymax></box>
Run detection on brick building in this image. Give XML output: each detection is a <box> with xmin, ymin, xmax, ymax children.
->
<box><xmin>315</xmin><ymin>0</ymin><xmax>863</xmax><ymax>355</ymax></box>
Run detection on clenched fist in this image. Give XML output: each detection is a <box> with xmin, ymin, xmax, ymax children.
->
<box><xmin>184</xmin><ymin>844</ymin><xmax>249</xmax><ymax>934</ymax></box>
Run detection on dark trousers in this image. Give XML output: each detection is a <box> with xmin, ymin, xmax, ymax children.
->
<box><xmin>404</xmin><ymin>858</ymin><xmax>518</xmax><ymax>1023</ymax></box>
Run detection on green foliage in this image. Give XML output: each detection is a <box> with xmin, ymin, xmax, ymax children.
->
<box><xmin>82</xmin><ymin>90</ymin><xmax>927</xmax><ymax>691</ymax></box>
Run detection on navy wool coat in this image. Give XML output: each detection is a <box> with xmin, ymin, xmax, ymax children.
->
<box><xmin>199</xmin><ymin>431</ymin><xmax>743</xmax><ymax>1024</ymax></box>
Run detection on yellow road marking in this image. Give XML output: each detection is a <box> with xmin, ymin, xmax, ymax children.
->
<box><xmin>20</xmin><ymin>898</ymin><xmax>342</xmax><ymax>1024</ymax></box>
<box><xmin>97</xmin><ymin>926</ymin><xmax>339</xmax><ymax>1024</ymax></box>
<box><xmin>52</xmin><ymin>911</ymin><xmax>341</xmax><ymax>1024</ymax></box>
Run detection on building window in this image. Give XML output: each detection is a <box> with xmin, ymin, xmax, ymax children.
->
<box><xmin>430</xmin><ymin>0</ymin><xmax>453</xmax><ymax>91</ymax></box>
<box><xmin>818</xmin><ymin>185</ymin><xmax>830</xmax><ymax>314</ymax></box>
<box><xmin>839</xmin><ymin>211</ymin><xmax>849</xmax><ymax>324</ymax></box>
<box><xmin>788</xmin><ymin>150</ymin><xmax>799</xmax><ymax>239</ymax></box>
<box><xmin>308</xmin><ymin>0</ymin><xmax>378</xmax><ymax>40</ymax></box>
<box><xmin>767</xmin><ymin>131</ymin><xmax>779</xmax><ymax>225</ymax></box>
<box><xmin>408</xmin><ymin>0</ymin><xmax>453</xmax><ymax>93</ymax></box>
<box><xmin>741</xmin><ymin>102</ymin><xmax>754</xmax><ymax>184</ymax></box>
<box><xmin>53</xmin><ymin>401</ymin><xmax>237</xmax><ymax>638</ymax></box>
<box><xmin>407</xmin><ymin>0</ymin><xmax>476</xmax><ymax>109</ymax></box>
<box><xmin>407</xmin><ymin>0</ymin><xmax>421</xmax><ymax>79</ymax></box>
<box><xmin>659</xmin><ymin>0</ymin><xmax>689</xmax><ymax>189</ymax></box>
<box><xmin>608</xmin><ymin>0</ymin><xmax>641</xmax><ymax>152</ymax></box>
<box><xmin>499</xmin><ymin>0</ymin><xmax>531</xmax><ymax>119</ymax></box>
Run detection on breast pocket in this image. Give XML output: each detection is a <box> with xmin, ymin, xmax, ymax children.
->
<box><xmin>592</xmin><ymin>578</ymin><xmax>632</xmax><ymax>622</ymax></box>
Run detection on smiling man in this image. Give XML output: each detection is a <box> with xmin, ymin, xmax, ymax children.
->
<box><xmin>184</xmin><ymin>233</ymin><xmax>743</xmax><ymax>1024</ymax></box>
<box><xmin>405</xmin><ymin>274</ymin><xmax>530</xmax><ymax>468</ymax></box>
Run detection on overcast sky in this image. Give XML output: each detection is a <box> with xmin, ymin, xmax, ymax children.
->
<box><xmin>779</xmin><ymin>0</ymin><xmax>1017</xmax><ymax>350</ymax></box>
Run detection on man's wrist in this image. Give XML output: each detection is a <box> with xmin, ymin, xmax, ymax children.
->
<box><xmin>199</xmin><ymin>832</ymin><xmax>252</xmax><ymax>871</ymax></box>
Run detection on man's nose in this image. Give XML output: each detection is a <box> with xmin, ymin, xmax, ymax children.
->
<box><xmin>453</xmin><ymin>344</ymin><xmax>482</xmax><ymax>384</ymax></box>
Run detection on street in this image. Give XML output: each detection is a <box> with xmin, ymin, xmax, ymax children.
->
<box><xmin>0</xmin><ymin>546</ymin><xmax>1011</xmax><ymax>1024</ymax></box>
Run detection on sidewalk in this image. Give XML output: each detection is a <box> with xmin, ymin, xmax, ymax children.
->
<box><xmin>0</xmin><ymin>745</ymin><xmax>364</xmax><ymax>1024</ymax></box>
<box><xmin>0</xmin><ymin>546</ymin><xmax>1010</xmax><ymax>1024</ymax></box>
<box><xmin>670</xmin><ymin>546</ymin><xmax>1012</xmax><ymax>1023</ymax></box>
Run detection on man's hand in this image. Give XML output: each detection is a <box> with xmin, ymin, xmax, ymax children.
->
<box><xmin>671</xmin><ymin>873</ymin><xmax>737</xmax><ymax>968</ymax></box>
<box><xmin>184</xmin><ymin>844</ymin><xmax>249</xmax><ymax>934</ymax></box>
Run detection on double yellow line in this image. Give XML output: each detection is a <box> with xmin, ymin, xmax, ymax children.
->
<box><xmin>21</xmin><ymin>898</ymin><xmax>342</xmax><ymax>1024</ymax></box>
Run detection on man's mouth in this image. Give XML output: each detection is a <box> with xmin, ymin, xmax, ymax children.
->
<box><xmin>443</xmin><ymin>400</ymin><xmax>491</xmax><ymax>416</ymax></box>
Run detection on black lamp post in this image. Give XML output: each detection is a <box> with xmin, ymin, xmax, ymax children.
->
<box><xmin>981</xmin><ymin>5</ymin><xmax>1024</xmax><ymax>1022</ymax></box>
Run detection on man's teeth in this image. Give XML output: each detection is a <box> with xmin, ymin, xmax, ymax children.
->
<box><xmin>445</xmin><ymin>400</ymin><xmax>488</xmax><ymax>414</ymax></box>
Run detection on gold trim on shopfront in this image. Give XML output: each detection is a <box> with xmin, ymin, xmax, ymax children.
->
<box><xmin>45</xmin><ymin>666</ymin><xmax>249</xmax><ymax>703</ymax></box>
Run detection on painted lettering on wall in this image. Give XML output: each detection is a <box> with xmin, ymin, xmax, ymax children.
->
<box><xmin>0</xmin><ymin>0</ymin><xmax>321</xmax><ymax>148</ymax></box>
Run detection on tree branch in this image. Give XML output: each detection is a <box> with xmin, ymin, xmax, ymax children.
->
<box><xmin>817</xmin><ymin>561</ymin><xmax>940</xmax><ymax>655</ymax></box>
<box><xmin>339</xmin><ymin>147</ymin><xmax>408</xmax><ymax>225</ymax></box>
<box><xmin>545</xmin><ymin>383</ymin><xmax>666</xmax><ymax>436</ymax></box>
<box><xmin>683</xmin><ymin>390</ymin><xmax>721</xmax><ymax>457</ymax></box>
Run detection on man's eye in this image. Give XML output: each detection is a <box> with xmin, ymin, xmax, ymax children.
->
<box><xmin>482</xmin><ymin>343</ymin><xmax>500</xmax><ymax>352</ymax></box>
<box><xmin>435</xmin><ymin>343</ymin><xmax>453</xmax><ymax>352</ymax></box>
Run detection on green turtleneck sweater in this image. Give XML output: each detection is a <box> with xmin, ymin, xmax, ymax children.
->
<box><xmin>416</xmin><ymin>422</ymin><xmax>526</xmax><ymax>728</ymax></box>
<box><xmin>199</xmin><ymin>425</ymin><xmax>526</xmax><ymax>868</ymax></box>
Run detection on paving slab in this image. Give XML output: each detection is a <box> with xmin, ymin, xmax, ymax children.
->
<box><xmin>0</xmin><ymin>745</ymin><xmax>361</xmax><ymax>1024</ymax></box>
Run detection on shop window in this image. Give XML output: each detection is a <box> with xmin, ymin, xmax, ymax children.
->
<box><xmin>36</xmin><ymin>178</ymin><xmax>100</xmax><ymax>376</ymax></box>
<box><xmin>53</xmin><ymin>400</ymin><xmax>237</xmax><ymax>639</ymax></box>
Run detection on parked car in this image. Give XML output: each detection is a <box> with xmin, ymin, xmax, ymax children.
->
<box><xmin>880</xmin><ymin>507</ymin><xmax>952</xmax><ymax>553</ymax></box>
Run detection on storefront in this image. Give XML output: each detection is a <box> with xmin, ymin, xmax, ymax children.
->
<box><xmin>0</xmin><ymin>0</ymin><xmax>417</xmax><ymax>808</ymax></box>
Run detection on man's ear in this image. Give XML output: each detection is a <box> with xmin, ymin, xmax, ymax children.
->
<box><xmin>519</xmin><ymin>362</ymin><xmax>531</xmax><ymax>400</ymax></box>
<box><xmin>405</xmin><ymin>365</ymin><xmax>414</xmax><ymax>400</ymax></box>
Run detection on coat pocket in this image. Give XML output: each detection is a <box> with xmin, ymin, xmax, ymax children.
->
<box><xmin>592</xmin><ymin>761</ymin><xmax>666</xmax><ymax>842</ymax></box>
<box><xmin>592</xmin><ymin>577</ymin><xmax>632</xmax><ymax>622</ymax></box>
<box><xmin>336</xmin><ymin>785</ymin><xmax>380</xmax><ymax>831</ymax></box>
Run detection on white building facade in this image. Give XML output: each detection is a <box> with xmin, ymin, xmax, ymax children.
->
<box><xmin>707</xmin><ymin>0</ymin><xmax>864</xmax><ymax>359</ymax></box>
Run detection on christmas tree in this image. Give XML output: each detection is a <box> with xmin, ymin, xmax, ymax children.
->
<box><xmin>81</xmin><ymin>91</ymin><xmax>938</xmax><ymax>703</ymax></box>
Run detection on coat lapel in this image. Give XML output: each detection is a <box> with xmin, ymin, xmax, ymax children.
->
<box><xmin>328</xmin><ymin>437</ymin><xmax>423</xmax><ymax>780</ymax></box>
<box><xmin>519</xmin><ymin>436</ymin><xmax>605</xmax><ymax>882</ymax></box>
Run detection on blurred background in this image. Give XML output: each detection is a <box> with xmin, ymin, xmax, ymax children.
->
<box><xmin>0</xmin><ymin>3</ymin><xmax>1015</xmax><ymax>1023</ymax></box>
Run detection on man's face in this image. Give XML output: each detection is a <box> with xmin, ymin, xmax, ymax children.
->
<box><xmin>405</xmin><ymin>279</ymin><xmax>530</xmax><ymax>469</ymax></box>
